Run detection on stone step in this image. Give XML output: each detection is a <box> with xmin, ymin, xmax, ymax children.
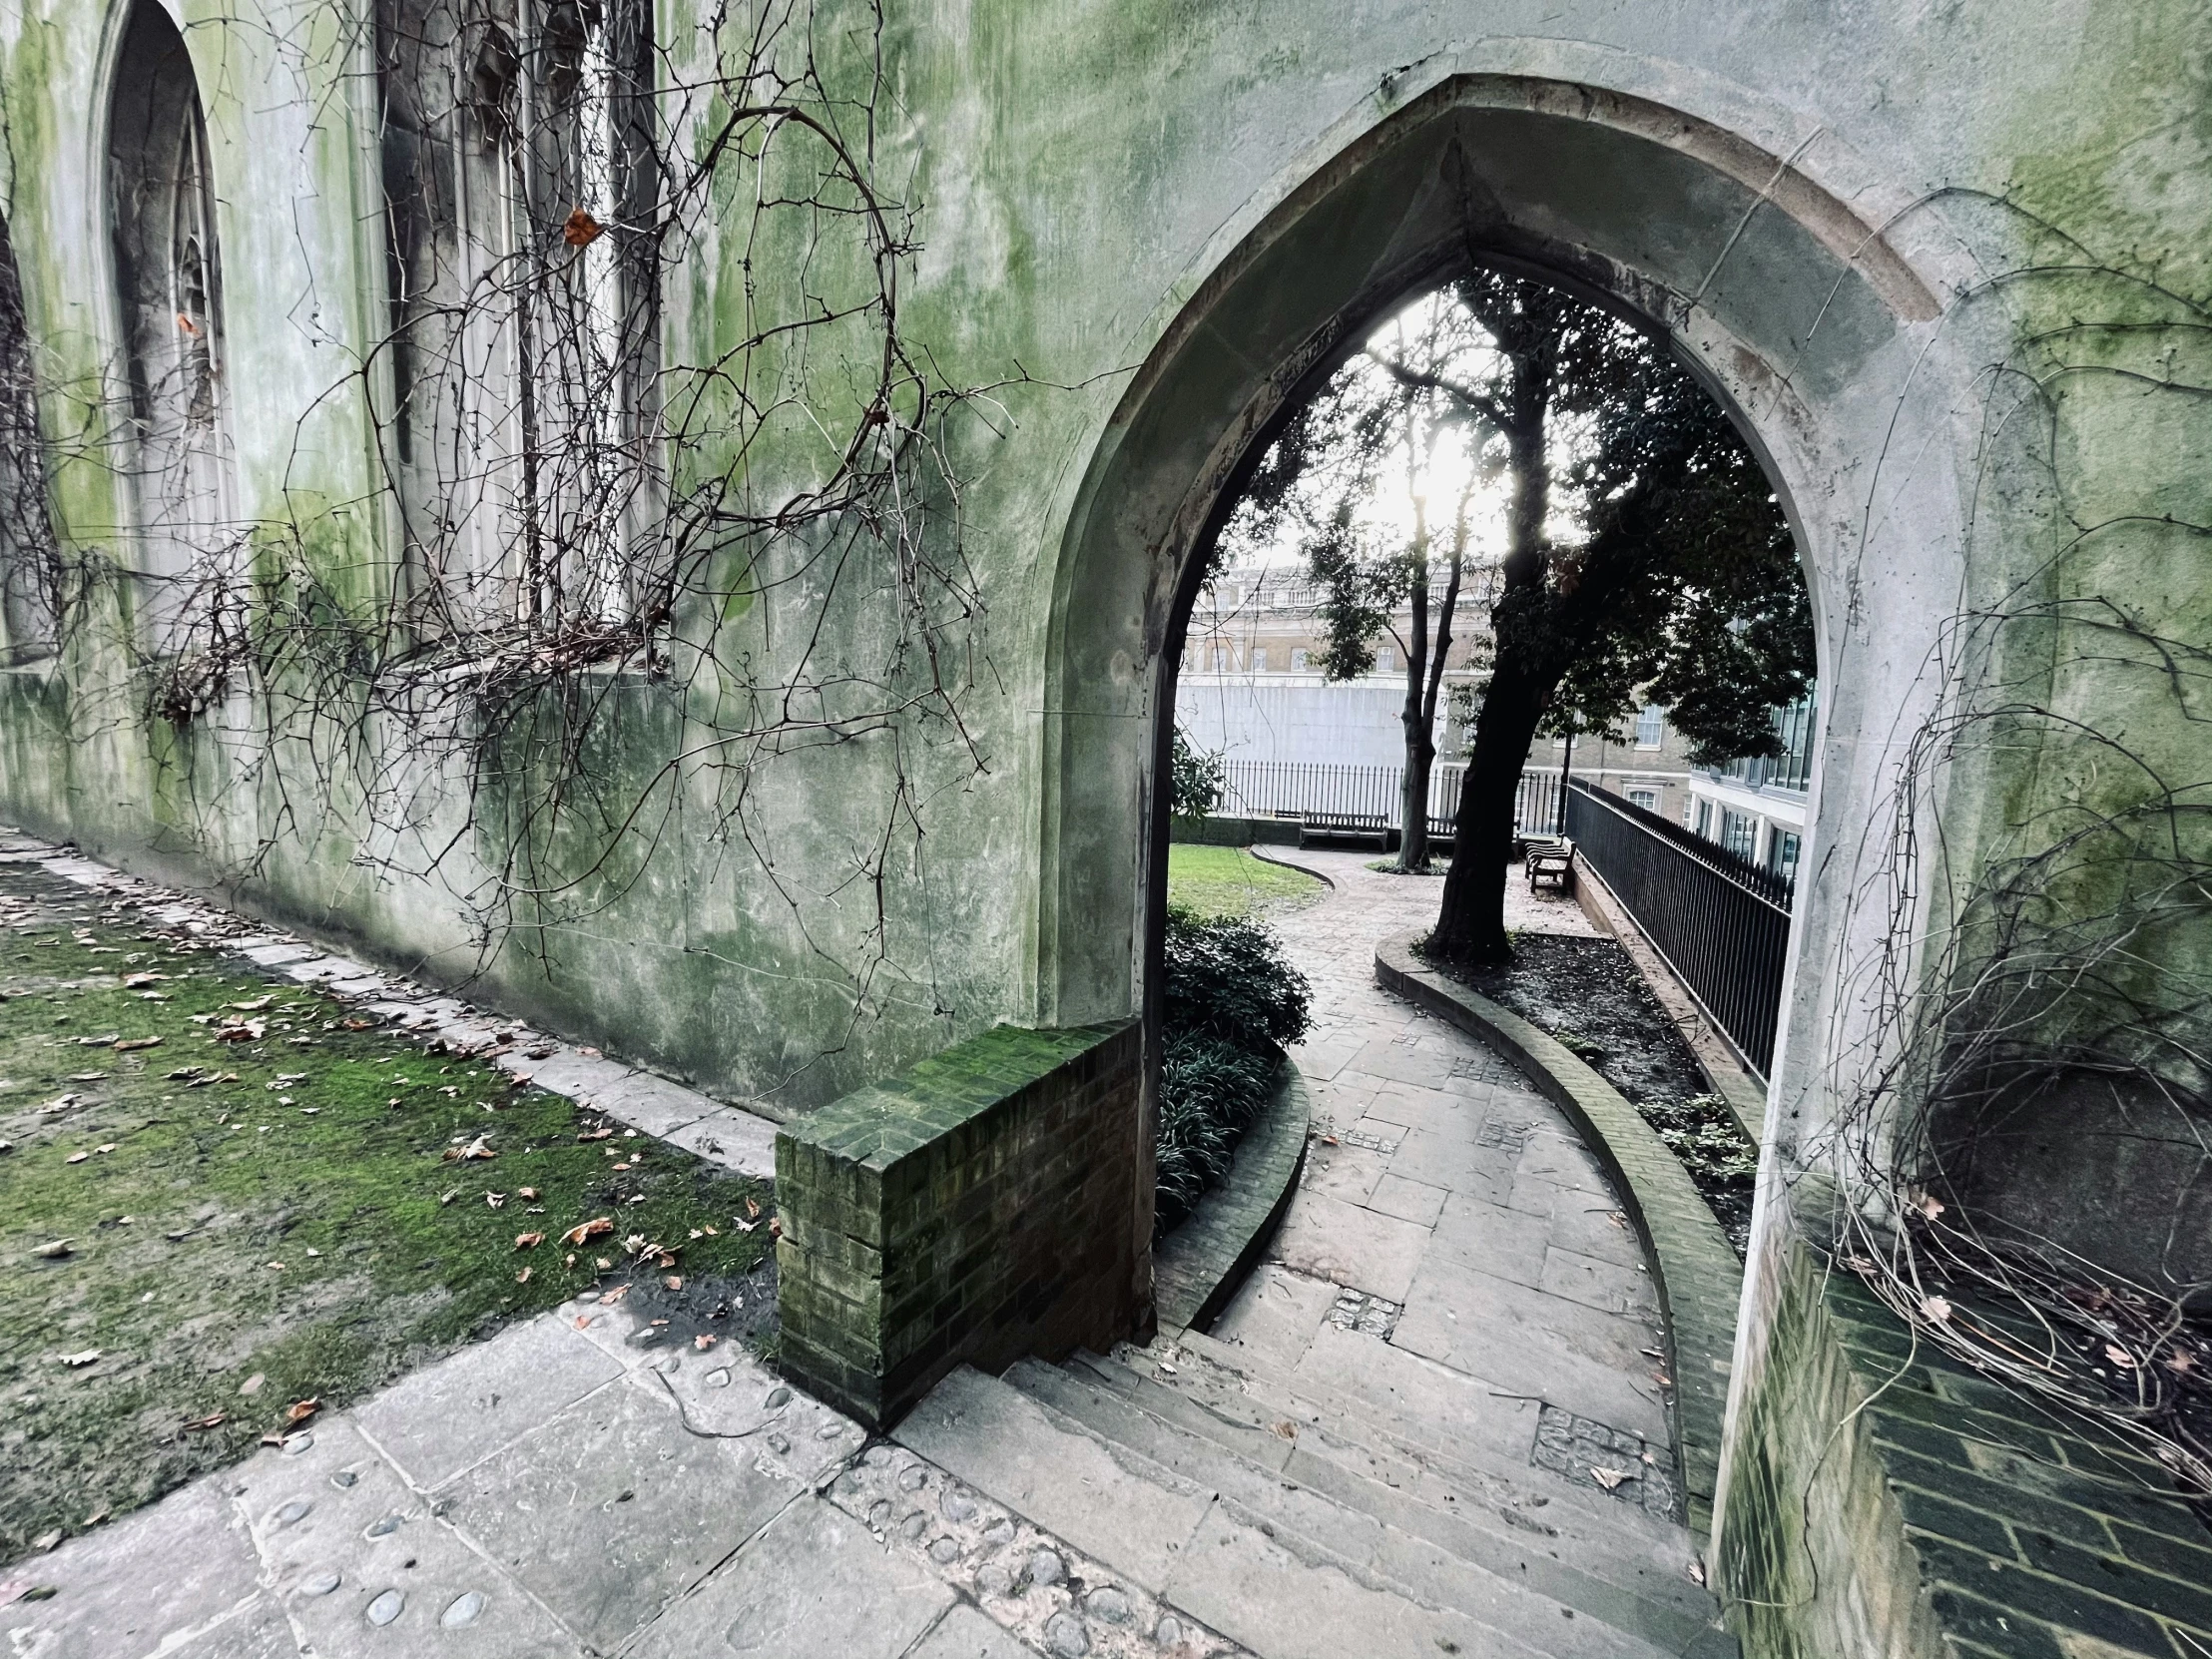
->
<box><xmin>1103</xmin><ymin>1331</ymin><xmax>1699</xmax><ymax>1567</ymax></box>
<box><xmin>896</xmin><ymin>1365</ymin><xmax>1705</xmax><ymax>1659</ymax></box>
<box><xmin>1005</xmin><ymin>1358</ymin><xmax>1731</xmax><ymax>1656</ymax></box>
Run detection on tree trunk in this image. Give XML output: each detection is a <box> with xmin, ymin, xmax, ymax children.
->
<box><xmin>1430</xmin><ymin>417</ymin><xmax>1550</xmax><ymax>961</ymax></box>
<box><xmin>1430</xmin><ymin>673</ymin><xmax>1544</xmax><ymax>962</ymax></box>
<box><xmin>1398</xmin><ymin>575</ymin><xmax>1431</xmax><ymax>872</ymax></box>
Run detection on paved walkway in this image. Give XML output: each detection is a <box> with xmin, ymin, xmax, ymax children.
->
<box><xmin>4</xmin><ymin>840</ymin><xmax>1720</xmax><ymax>1658</ymax></box>
<box><xmin>1221</xmin><ymin>851</ymin><xmax>1679</xmax><ymax>1509</ymax></box>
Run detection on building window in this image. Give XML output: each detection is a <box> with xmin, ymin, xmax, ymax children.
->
<box><xmin>109</xmin><ymin>0</ymin><xmax>237</xmax><ymax>646</ymax></box>
<box><xmin>378</xmin><ymin>0</ymin><xmax>659</xmax><ymax>633</ymax></box>
<box><xmin>1634</xmin><ymin>705</ymin><xmax>1663</xmax><ymax>748</ymax></box>
<box><xmin>1626</xmin><ymin>787</ymin><xmax>1658</xmax><ymax>813</ymax></box>
<box><xmin>1375</xmin><ymin>645</ymin><xmax>1394</xmax><ymax>672</ymax></box>
<box><xmin>1720</xmin><ymin>809</ymin><xmax>1758</xmax><ymax>862</ymax></box>
<box><xmin>1694</xmin><ymin>799</ymin><xmax>1713</xmax><ymax>838</ymax></box>
<box><xmin>0</xmin><ymin>213</ymin><xmax>58</xmax><ymax>665</ymax></box>
<box><xmin>1290</xmin><ymin>647</ymin><xmax>1309</xmax><ymax>672</ymax></box>
<box><xmin>1211</xmin><ymin>647</ymin><xmax>1230</xmax><ymax>673</ymax></box>
<box><xmin>1768</xmin><ymin>830</ymin><xmax>1802</xmax><ymax>884</ymax></box>
<box><xmin>1250</xmin><ymin>647</ymin><xmax>1266</xmax><ymax>672</ymax></box>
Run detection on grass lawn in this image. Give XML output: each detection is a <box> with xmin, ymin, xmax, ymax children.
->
<box><xmin>0</xmin><ymin>860</ymin><xmax>773</xmax><ymax>1563</ymax></box>
<box><xmin>1166</xmin><ymin>843</ymin><xmax>1324</xmax><ymax>919</ymax></box>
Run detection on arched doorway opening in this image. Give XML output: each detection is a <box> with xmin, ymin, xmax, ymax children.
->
<box><xmin>1033</xmin><ymin>75</ymin><xmax>1956</xmax><ymax>1294</ymax></box>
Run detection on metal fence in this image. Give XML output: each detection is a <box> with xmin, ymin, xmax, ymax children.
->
<box><xmin>1563</xmin><ymin>780</ymin><xmax>1794</xmax><ymax>1077</ymax></box>
<box><xmin>1219</xmin><ymin>760</ymin><xmax>1565</xmax><ymax>840</ymax></box>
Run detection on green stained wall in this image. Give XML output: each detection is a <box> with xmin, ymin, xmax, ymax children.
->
<box><xmin>0</xmin><ymin>1</ymin><xmax>2204</xmax><ymax>1151</ymax></box>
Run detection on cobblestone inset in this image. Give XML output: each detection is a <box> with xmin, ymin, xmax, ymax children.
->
<box><xmin>1448</xmin><ymin>1051</ymin><xmax>1517</xmax><ymax>1085</ymax></box>
<box><xmin>1326</xmin><ymin>1288</ymin><xmax>1401</xmax><ymax>1339</ymax></box>
<box><xmin>1531</xmin><ymin>1403</ymin><xmax>1683</xmax><ymax>1522</ymax></box>
<box><xmin>1474</xmin><ymin>1117</ymin><xmax>1535</xmax><ymax>1153</ymax></box>
<box><xmin>830</xmin><ymin>1445</ymin><xmax>1243</xmax><ymax>1659</ymax></box>
<box><xmin>1327</xmin><ymin>1126</ymin><xmax>1399</xmax><ymax>1155</ymax></box>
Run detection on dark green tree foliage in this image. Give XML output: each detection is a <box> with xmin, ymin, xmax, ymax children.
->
<box><xmin>1404</xmin><ymin>272</ymin><xmax>1812</xmax><ymax>961</ymax></box>
<box><xmin>1155</xmin><ymin>907</ymin><xmax>1311</xmax><ymax>1231</ymax></box>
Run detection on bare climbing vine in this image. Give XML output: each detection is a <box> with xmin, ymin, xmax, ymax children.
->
<box><xmin>1802</xmin><ymin>191</ymin><xmax>2212</xmax><ymax>1493</ymax></box>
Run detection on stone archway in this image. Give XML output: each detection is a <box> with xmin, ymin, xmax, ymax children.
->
<box><xmin>1035</xmin><ymin>73</ymin><xmax>1970</xmax><ymax>1231</ymax></box>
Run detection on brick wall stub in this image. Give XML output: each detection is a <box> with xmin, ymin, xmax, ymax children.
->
<box><xmin>1718</xmin><ymin>1209</ymin><xmax>2212</xmax><ymax>1659</ymax></box>
<box><xmin>775</xmin><ymin>1019</ymin><xmax>1143</xmax><ymax>1427</ymax></box>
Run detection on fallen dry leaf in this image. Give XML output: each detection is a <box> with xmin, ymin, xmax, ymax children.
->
<box><xmin>2105</xmin><ymin>1344</ymin><xmax>2137</xmax><ymax>1370</ymax></box>
<box><xmin>214</xmin><ymin>1020</ymin><xmax>266</xmax><ymax>1043</ymax></box>
<box><xmin>64</xmin><ymin>1151</ymin><xmax>90</xmax><ymax>1165</ymax></box>
<box><xmin>485</xmin><ymin>1192</ymin><xmax>506</xmax><ymax>1209</ymax></box>
<box><xmin>562</xmin><ymin>206</ymin><xmax>604</xmax><ymax>247</ymax></box>
<box><xmin>1589</xmin><ymin>1466</ymin><xmax>1633</xmax><ymax>1490</ymax></box>
<box><xmin>745</xmin><ymin>1197</ymin><xmax>762</xmax><ymax>1220</ymax></box>
<box><xmin>284</xmin><ymin>1397</ymin><xmax>319</xmax><ymax>1424</ymax></box>
<box><xmin>578</xmin><ymin>1127</ymin><xmax>613</xmax><ymax>1142</ymax></box>
<box><xmin>122</xmin><ymin>972</ymin><xmax>167</xmax><ymax>989</ymax></box>
<box><xmin>577</xmin><ymin>1046</ymin><xmax>601</xmax><ymax>1057</ymax></box>
<box><xmin>517</xmin><ymin>1186</ymin><xmax>540</xmax><ymax>1201</ymax></box>
<box><xmin>1921</xmin><ymin>1296</ymin><xmax>1953</xmax><ymax>1324</ymax></box>
<box><xmin>514</xmin><ymin>1267</ymin><xmax>532</xmax><ymax>1285</ymax></box>
<box><xmin>58</xmin><ymin>1350</ymin><xmax>100</xmax><ymax>1369</ymax></box>
<box><xmin>664</xmin><ymin>1275</ymin><xmax>683</xmax><ymax>1291</ymax></box>
<box><xmin>441</xmin><ymin>1134</ymin><xmax>496</xmax><ymax>1163</ymax></box>
<box><xmin>181</xmin><ymin>1411</ymin><xmax>227</xmax><ymax>1432</ymax></box>
<box><xmin>1269</xmin><ymin>1420</ymin><xmax>1298</xmax><ymax>1441</ymax></box>
<box><xmin>562</xmin><ymin>1216</ymin><xmax>614</xmax><ymax>1247</ymax></box>
<box><xmin>34</xmin><ymin>1239</ymin><xmax>71</xmax><ymax>1259</ymax></box>
<box><xmin>230</xmin><ymin>996</ymin><xmax>274</xmax><ymax>1011</ymax></box>
<box><xmin>514</xmin><ymin>1231</ymin><xmax>545</xmax><ymax>1250</ymax></box>
<box><xmin>1687</xmin><ymin>1559</ymin><xmax>1707</xmax><ymax>1587</ymax></box>
<box><xmin>694</xmin><ymin>1334</ymin><xmax>716</xmax><ymax>1351</ymax></box>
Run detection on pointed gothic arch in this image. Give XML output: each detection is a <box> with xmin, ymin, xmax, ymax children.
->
<box><xmin>106</xmin><ymin>0</ymin><xmax>236</xmax><ymax>644</ymax></box>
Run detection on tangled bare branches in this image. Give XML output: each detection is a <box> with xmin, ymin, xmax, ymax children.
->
<box><xmin>1806</xmin><ymin>197</ymin><xmax>2212</xmax><ymax>1492</ymax></box>
<box><xmin>3</xmin><ymin>0</ymin><xmax>1007</xmax><ymax>1090</ymax></box>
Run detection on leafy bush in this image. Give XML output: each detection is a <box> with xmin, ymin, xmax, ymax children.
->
<box><xmin>1155</xmin><ymin>1032</ymin><xmax>1278</xmax><ymax>1229</ymax></box>
<box><xmin>1155</xmin><ymin>906</ymin><xmax>1312</xmax><ymax>1233</ymax></box>
<box><xmin>1170</xmin><ymin>727</ymin><xmax>1226</xmax><ymax>820</ymax></box>
<box><xmin>1161</xmin><ymin>905</ymin><xmax>1311</xmax><ymax>1050</ymax></box>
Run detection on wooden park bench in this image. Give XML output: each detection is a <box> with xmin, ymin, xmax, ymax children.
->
<box><xmin>1524</xmin><ymin>836</ymin><xmax>1575</xmax><ymax>894</ymax></box>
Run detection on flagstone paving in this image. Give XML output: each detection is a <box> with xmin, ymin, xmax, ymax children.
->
<box><xmin>4</xmin><ymin>841</ymin><xmax>1728</xmax><ymax>1657</ymax></box>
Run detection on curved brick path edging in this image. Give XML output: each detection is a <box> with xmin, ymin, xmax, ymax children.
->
<box><xmin>1375</xmin><ymin>934</ymin><xmax>1744</xmax><ymax>1540</ymax></box>
<box><xmin>1151</xmin><ymin>1057</ymin><xmax>1312</xmax><ymax>1332</ymax></box>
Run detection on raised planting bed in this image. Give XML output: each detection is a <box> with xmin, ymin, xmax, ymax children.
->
<box><xmin>1434</xmin><ymin>932</ymin><xmax>1756</xmax><ymax>1253</ymax></box>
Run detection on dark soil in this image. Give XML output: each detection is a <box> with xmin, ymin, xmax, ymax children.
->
<box><xmin>1436</xmin><ymin>932</ymin><xmax>1756</xmax><ymax>1254</ymax></box>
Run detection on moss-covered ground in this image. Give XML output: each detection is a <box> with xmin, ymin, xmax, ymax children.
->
<box><xmin>0</xmin><ymin>860</ymin><xmax>772</xmax><ymax>1564</ymax></box>
<box><xmin>1165</xmin><ymin>843</ymin><xmax>1323</xmax><ymax>919</ymax></box>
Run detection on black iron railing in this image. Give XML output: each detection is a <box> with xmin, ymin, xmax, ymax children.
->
<box><xmin>1563</xmin><ymin>780</ymin><xmax>1794</xmax><ymax>1077</ymax></box>
<box><xmin>1218</xmin><ymin>760</ymin><xmax>1563</xmax><ymax>840</ymax></box>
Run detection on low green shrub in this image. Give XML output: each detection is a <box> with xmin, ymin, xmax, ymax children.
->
<box><xmin>1155</xmin><ymin>906</ymin><xmax>1311</xmax><ymax>1233</ymax></box>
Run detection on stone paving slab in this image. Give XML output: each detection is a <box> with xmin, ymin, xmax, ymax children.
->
<box><xmin>437</xmin><ymin>1380</ymin><xmax>801</xmax><ymax>1643</ymax></box>
<box><xmin>352</xmin><ymin>1312</ymin><xmax>626</xmax><ymax>1488</ymax></box>
<box><xmin>0</xmin><ymin>1477</ymin><xmax>263</xmax><ymax>1659</ymax></box>
<box><xmin>241</xmin><ymin>1418</ymin><xmax>577</xmax><ymax>1659</ymax></box>
<box><xmin>626</xmin><ymin>1494</ymin><xmax>956</xmax><ymax>1659</ymax></box>
<box><xmin>894</xmin><ymin>1367</ymin><xmax>1214</xmax><ymax>1590</ymax></box>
